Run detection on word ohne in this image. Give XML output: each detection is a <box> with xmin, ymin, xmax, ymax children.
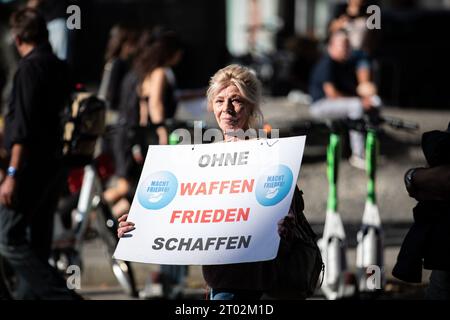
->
<box><xmin>198</xmin><ymin>151</ymin><xmax>249</xmax><ymax>168</ymax></box>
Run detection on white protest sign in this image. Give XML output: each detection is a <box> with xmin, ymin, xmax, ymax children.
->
<box><xmin>113</xmin><ymin>136</ymin><xmax>306</xmax><ymax>265</ymax></box>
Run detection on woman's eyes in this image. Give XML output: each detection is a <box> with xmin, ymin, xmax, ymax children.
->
<box><xmin>215</xmin><ymin>99</ymin><xmax>242</xmax><ymax>105</ymax></box>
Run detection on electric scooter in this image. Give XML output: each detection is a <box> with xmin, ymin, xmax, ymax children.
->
<box><xmin>317</xmin><ymin>121</ymin><xmax>356</xmax><ymax>300</ymax></box>
<box><xmin>356</xmin><ymin>128</ymin><xmax>384</xmax><ymax>294</ymax></box>
<box><xmin>355</xmin><ymin>115</ymin><xmax>419</xmax><ymax>295</ymax></box>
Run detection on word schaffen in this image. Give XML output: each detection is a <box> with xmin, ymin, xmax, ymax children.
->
<box><xmin>152</xmin><ymin>235</ymin><xmax>251</xmax><ymax>251</ymax></box>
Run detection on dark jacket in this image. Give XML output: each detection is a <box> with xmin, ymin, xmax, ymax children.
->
<box><xmin>4</xmin><ymin>42</ymin><xmax>69</xmax><ymax>166</ymax></box>
<box><xmin>393</xmin><ymin>126</ymin><xmax>450</xmax><ymax>283</ymax></box>
<box><xmin>393</xmin><ymin>200</ymin><xmax>450</xmax><ymax>282</ymax></box>
<box><xmin>202</xmin><ymin>187</ymin><xmax>315</xmax><ymax>291</ymax></box>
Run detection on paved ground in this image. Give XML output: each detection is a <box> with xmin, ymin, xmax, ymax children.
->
<box><xmin>77</xmin><ymin>98</ymin><xmax>450</xmax><ymax>300</ymax></box>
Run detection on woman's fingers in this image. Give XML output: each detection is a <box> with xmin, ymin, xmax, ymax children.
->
<box><xmin>117</xmin><ymin>213</ymin><xmax>136</xmax><ymax>238</ymax></box>
<box><xmin>118</xmin><ymin>213</ymin><xmax>129</xmax><ymax>222</ymax></box>
<box><xmin>278</xmin><ymin>218</ymin><xmax>287</xmax><ymax>236</ymax></box>
<box><xmin>122</xmin><ymin>225</ymin><xmax>136</xmax><ymax>233</ymax></box>
<box><xmin>277</xmin><ymin>210</ymin><xmax>296</xmax><ymax>239</ymax></box>
<box><xmin>118</xmin><ymin>225</ymin><xmax>136</xmax><ymax>238</ymax></box>
<box><xmin>118</xmin><ymin>221</ymin><xmax>135</xmax><ymax>228</ymax></box>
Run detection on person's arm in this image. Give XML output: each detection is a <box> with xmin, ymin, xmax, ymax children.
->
<box><xmin>0</xmin><ymin>144</ymin><xmax>23</xmax><ymax>206</ymax></box>
<box><xmin>356</xmin><ymin>61</ymin><xmax>378</xmax><ymax>109</ymax></box>
<box><xmin>405</xmin><ymin>165</ymin><xmax>450</xmax><ymax>201</ymax></box>
<box><xmin>323</xmin><ymin>82</ymin><xmax>345</xmax><ymax>99</ymax></box>
<box><xmin>139</xmin><ymin>78</ymin><xmax>150</xmax><ymax>127</ymax></box>
<box><xmin>8</xmin><ymin>144</ymin><xmax>23</xmax><ymax>170</ymax></box>
<box><xmin>356</xmin><ymin>67</ymin><xmax>371</xmax><ymax>84</ymax></box>
<box><xmin>0</xmin><ymin>64</ymin><xmax>35</xmax><ymax>207</ymax></box>
<box><xmin>148</xmin><ymin>68</ymin><xmax>168</xmax><ymax>145</ymax></box>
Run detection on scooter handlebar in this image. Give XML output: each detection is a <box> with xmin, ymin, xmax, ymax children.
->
<box><xmin>381</xmin><ymin>116</ymin><xmax>419</xmax><ymax>131</ymax></box>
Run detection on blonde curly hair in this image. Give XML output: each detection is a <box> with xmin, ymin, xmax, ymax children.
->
<box><xmin>207</xmin><ymin>64</ymin><xmax>263</xmax><ymax>130</ymax></box>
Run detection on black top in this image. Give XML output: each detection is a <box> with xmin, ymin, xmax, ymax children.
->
<box><xmin>106</xmin><ymin>58</ymin><xmax>130</xmax><ymax>111</ymax></box>
<box><xmin>309</xmin><ymin>51</ymin><xmax>369</xmax><ymax>102</ymax></box>
<box><xmin>162</xmin><ymin>69</ymin><xmax>178</xmax><ymax>120</ymax></box>
<box><xmin>117</xmin><ymin>68</ymin><xmax>178</xmax><ymax>128</ymax></box>
<box><xmin>4</xmin><ymin>43</ymin><xmax>70</xmax><ymax>165</ymax></box>
<box><xmin>117</xmin><ymin>70</ymin><xmax>140</xmax><ymax>129</ymax></box>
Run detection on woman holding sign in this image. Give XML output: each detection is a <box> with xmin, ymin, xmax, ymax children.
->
<box><xmin>118</xmin><ymin>64</ymin><xmax>321</xmax><ymax>300</ymax></box>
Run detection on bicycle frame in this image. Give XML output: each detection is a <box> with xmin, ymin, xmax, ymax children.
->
<box><xmin>69</xmin><ymin>161</ymin><xmax>138</xmax><ymax>297</ymax></box>
<box><xmin>74</xmin><ymin>164</ymin><xmax>102</xmax><ymax>251</ymax></box>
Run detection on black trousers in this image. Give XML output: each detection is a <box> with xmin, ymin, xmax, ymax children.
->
<box><xmin>426</xmin><ymin>270</ymin><xmax>450</xmax><ymax>300</ymax></box>
<box><xmin>0</xmin><ymin>162</ymin><xmax>80</xmax><ymax>300</ymax></box>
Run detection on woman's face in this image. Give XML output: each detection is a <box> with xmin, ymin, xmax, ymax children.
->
<box><xmin>212</xmin><ymin>84</ymin><xmax>250</xmax><ymax>138</ymax></box>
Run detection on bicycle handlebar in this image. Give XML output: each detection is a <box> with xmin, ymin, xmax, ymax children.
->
<box><xmin>301</xmin><ymin>113</ymin><xmax>420</xmax><ymax>133</ymax></box>
<box><xmin>345</xmin><ymin>114</ymin><xmax>419</xmax><ymax>132</ymax></box>
<box><xmin>381</xmin><ymin>116</ymin><xmax>419</xmax><ymax>131</ymax></box>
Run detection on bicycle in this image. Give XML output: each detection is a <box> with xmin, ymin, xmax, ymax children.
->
<box><xmin>51</xmin><ymin>124</ymin><xmax>139</xmax><ymax>298</ymax></box>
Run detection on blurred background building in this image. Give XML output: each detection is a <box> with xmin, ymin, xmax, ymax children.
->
<box><xmin>1</xmin><ymin>0</ymin><xmax>450</xmax><ymax>108</ymax></box>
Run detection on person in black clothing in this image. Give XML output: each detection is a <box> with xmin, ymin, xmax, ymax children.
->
<box><xmin>98</xmin><ymin>25</ymin><xmax>139</xmax><ymax>111</ymax></box>
<box><xmin>0</xmin><ymin>8</ymin><xmax>81</xmax><ymax>300</ymax></box>
<box><xmin>393</xmin><ymin>123</ymin><xmax>450</xmax><ymax>300</ymax></box>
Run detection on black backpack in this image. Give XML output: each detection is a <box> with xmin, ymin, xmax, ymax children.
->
<box><xmin>265</xmin><ymin>188</ymin><xmax>324</xmax><ymax>299</ymax></box>
<box><xmin>62</xmin><ymin>91</ymin><xmax>106</xmax><ymax>164</ymax></box>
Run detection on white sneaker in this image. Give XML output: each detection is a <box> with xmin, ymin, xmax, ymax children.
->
<box><xmin>349</xmin><ymin>155</ymin><xmax>366</xmax><ymax>170</ymax></box>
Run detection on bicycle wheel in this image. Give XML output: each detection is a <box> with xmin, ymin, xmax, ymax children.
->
<box><xmin>95</xmin><ymin>199</ymin><xmax>138</xmax><ymax>297</ymax></box>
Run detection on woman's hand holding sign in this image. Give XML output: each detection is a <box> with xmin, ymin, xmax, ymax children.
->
<box><xmin>277</xmin><ymin>209</ymin><xmax>296</xmax><ymax>242</ymax></box>
<box><xmin>117</xmin><ymin>214</ymin><xmax>135</xmax><ymax>238</ymax></box>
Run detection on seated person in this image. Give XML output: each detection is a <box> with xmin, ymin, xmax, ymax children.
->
<box><xmin>309</xmin><ymin>29</ymin><xmax>381</xmax><ymax>169</ymax></box>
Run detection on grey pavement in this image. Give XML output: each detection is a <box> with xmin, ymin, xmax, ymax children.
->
<box><xmin>78</xmin><ymin>98</ymin><xmax>450</xmax><ymax>299</ymax></box>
